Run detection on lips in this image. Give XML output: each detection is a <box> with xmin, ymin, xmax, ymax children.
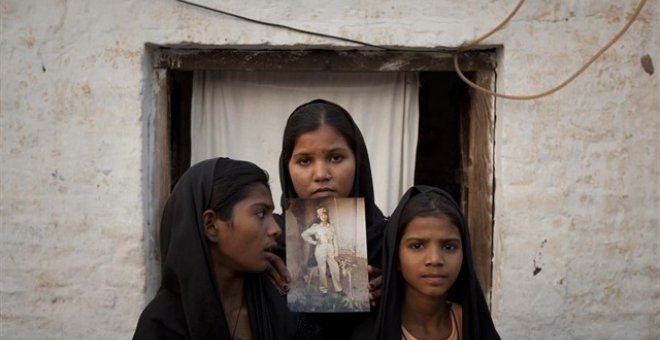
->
<box><xmin>421</xmin><ymin>273</ymin><xmax>448</xmax><ymax>284</ymax></box>
<box><xmin>264</xmin><ymin>242</ymin><xmax>277</xmax><ymax>252</ymax></box>
<box><xmin>311</xmin><ymin>187</ymin><xmax>335</xmax><ymax>198</ymax></box>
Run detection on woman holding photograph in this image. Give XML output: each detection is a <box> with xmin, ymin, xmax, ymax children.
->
<box><xmin>269</xmin><ymin>99</ymin><xmax>387</xmax><ymax>292</ymax></box>
<box><xmin>300</xmin><ymin>207</ymin><xmax>343</xmax><ymax>295</ymax></box>
<box><xmin>266</xmin><ymin>99</ymin><xmax>387</xmax><ymax>339</ymax></box>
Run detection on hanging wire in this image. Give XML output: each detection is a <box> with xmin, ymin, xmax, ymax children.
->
<box><xmin>175</xmin><ymin>0</ymin><xmax>451</xmax><ymax>52</ymax></box>
<box><xmin>453</xmin><ymin>0</ymin><xmax>648</xmax><ymax>100</ymax></box>
<box><xmin>176</xmin><ymin>0</ymin><xmax>648</xmax><ymax>100</ymax></box>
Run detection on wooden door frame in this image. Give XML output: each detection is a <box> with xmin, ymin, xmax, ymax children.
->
<box><xmin>146</xmin><ymin>47</ymin><xmax>497</xmax><ymax>300</ymax></box>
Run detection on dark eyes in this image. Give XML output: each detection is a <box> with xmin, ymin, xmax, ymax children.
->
<box><xmin>256</xmin><ymin>209</ymin><xmax>272</xmax><ymax>219</ymax></box>
<box><xmin>407</xmin><ymin>242</ymin><xmax>460</xmax><ymax>251</ymax></box>
<box><xmin>296</xmin><ymin>157</ymin><xmax>311</xmax><ymax>166</ymax></box>
<box><xmin>294</xmin><ymin>154</ymin><xmax>344</xmax><ymax>166</ymax></box>
<box><xmin>329</xmin><ymin>154</ymin><xmax>344</xmax><ymax>163</ymax></box>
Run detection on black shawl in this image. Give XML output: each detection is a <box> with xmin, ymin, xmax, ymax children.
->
<box><xmin>133</xmin><ymin>158</ymin><xmax>312</xmax><ymax>340</ymax></box>
<box><xmin>363</xmin><ymin>185</ymin><xmax>500</xmax><ymax>340</ymax></box>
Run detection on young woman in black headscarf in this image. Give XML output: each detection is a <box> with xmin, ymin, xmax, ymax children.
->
<box><xmin>133</xmin><ymin>157</ymin><xmax>320</xmax><ymax>340</ymax></box>
<box><xmin>352</xmin><ymin>185</ymin><xmax>500</xmax><ymax>340</ymax></box>
<box><xmin>266</xmin><ymin>99</ymin><xmax>387</xmax><ymax>339</ymax></box>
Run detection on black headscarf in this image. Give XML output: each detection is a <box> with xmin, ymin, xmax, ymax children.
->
<box><xmin>277</xmin><ymin>99</ymin><xmax>386</xmax><ymax>266</ymax></box>
<box><xmin>369</xmin><ymin>185</ymin><xmax>500</xmax><ymax>340</ymax></box>
<box><xmin>133</xmin><ymin>158</ymin><xmax>313</xmax><ymax>340</ymax></box>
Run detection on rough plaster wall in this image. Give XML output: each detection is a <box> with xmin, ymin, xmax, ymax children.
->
<box><xmin>0</xmin><ymin>1</ymin><xmax>149</xmax><ymax>338</ymax></box>
<box><xmin>0</xmin><ymin>0</ymin><xmax>657</xmax><ymax>339</ymax></box>
<box><xmin>489</xmin><ymin>2</ymin><xmax>658</xmax><ymax>338</ymax></box>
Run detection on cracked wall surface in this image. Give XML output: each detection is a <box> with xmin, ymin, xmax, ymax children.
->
<box><xmin>1</xmin><ymin>0</ymin><xmax>658</xmax><ymax>338</ymax></box>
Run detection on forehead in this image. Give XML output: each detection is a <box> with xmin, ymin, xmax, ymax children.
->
<box><xmin>235</xmin><ymin>183</ymin><xmax>273</xmax><ymax>207</ymax></box>
<box><xmin>402</xmin><ymin>216</ymin><xmax>461</xmax><ymax>239</ymax></box>
<box><xmin>293</xmin><ymin>125</ymin><xmax>351</xmax><ymax>152</ymax></box>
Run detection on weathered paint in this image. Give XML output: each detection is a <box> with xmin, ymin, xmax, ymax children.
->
<box><xmin>1</xmin><ymin>0</ymin><xmax>657</xmax><ymax>338</ymax></box>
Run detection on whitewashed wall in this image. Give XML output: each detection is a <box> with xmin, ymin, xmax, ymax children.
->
<box><xmin>1</xmin><ymin>0</ymin><xmax>657</xmax><ymax>338</ymax></box>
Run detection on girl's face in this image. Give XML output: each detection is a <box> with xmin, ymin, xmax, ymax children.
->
<box><xmin>214</xmin><ymin>183</ymin><xmax>281</xmax><ymax>272</ymax></box>
<box><xmin>288</xmin><ymin>125</ymin><xmax>356</xmax><ymax>199</ymax></box>
<box><xmin>317</xmin><ymin>209</ymin><xmax>329</xmax><ymax>223</ymax></box>
<box><xmin>398</xmin><ymin>215</ymin><xmax>462</xmax><ymax>300</ymax></box>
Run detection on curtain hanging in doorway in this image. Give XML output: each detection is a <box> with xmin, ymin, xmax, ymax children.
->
<box><xmin>190</xmin><ymin>71</ymin><xmax>419</xmax><ymax>215</ymax></box>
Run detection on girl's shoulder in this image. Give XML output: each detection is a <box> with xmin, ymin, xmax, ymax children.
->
<box><xmin>133</xmin><ymin>289</ymin><xmax>188</xmax><ymax>339</ymax></box>
<box><xmin>450</xmin><ymin>302</ymin><xmax>462</xmax><ymax>319</ymax></box>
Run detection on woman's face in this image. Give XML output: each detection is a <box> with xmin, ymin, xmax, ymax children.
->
<box><xmin>214</xmin><ymin>183</ymin><xmax>281</xmax><ymax>272</ymax></box>
<box><xmin>288</xmin><ymin>125</ymin><xmax>356</xmax><ymax>199</ymax></box>
<box><xmin>398</xmin><ymin>215</ymin><xmax>463</xmax><ymax>300</ymax></box>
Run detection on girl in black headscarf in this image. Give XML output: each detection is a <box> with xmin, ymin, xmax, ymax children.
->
<box><xmin>269</xmin><ymin>99</ymin><xmax>387</xmax><ymax>286</ymax></box>
<box><xmin>268</xmin><ymin>99</ymin><xmax>387</xmax><ymax>339</ymax></box>
<box><xmin>353</xmin><ymin>185</ymin><xmax>500</xmax><ymax>340</ymax></box>
<box><xmin>133</xmin><ymin>157</ymin><xmax>320</xmax><ymax>340</ymax></box>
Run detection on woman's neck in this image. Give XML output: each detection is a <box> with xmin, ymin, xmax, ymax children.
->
<box><xmin>214</xmin><ymin>263</ymin><xmax>249</xmax><ymax>339</ymax></box>
<box><xmin>401</xmin><ymin>289</ymin><xmax>451</xmax><ymax>338</ymax></box>
<box><xmin>213</xmin><ymin>263</ymin><xmax>245</xmax><ymax>301</ymax></box>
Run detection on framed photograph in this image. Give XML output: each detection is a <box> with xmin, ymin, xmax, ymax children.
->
<box><xmin>285</xmin><ymin>197</ymin><xmax>370</xmax><ymax>313</ymax></box>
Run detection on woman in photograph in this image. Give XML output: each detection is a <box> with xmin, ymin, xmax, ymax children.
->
<box><xmin>300</xmin><ymin>207</ymin><xmax>343</xmax><ymax>295</ymax></box>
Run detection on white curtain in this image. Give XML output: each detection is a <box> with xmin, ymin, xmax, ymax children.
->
<box><xmin>190</xmin><ymin>71</ymin><xmax>419</xmax><ymax>215</ymax></box>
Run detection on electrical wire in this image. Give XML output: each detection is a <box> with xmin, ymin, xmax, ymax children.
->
<box><xmin>176</xmin><ymin>0</ymin><xmax>648</xmax><ymax>101</ymax></box>
<box><xmin>454</xmin><ymin>0</ymin><xmax>648</xmax><ymax>100</ymax></box>
<box><xmin>459</xmin><ymin>0</ymin><xmax>527</xmax><ymax>50</ymax></box>
<box><xmin>175</xmin><ymin>0</ymin><xmax>452</xmax><ymax>52</ymax></box>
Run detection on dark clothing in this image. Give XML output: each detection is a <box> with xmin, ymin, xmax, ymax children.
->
<box><xmin>133</xmin><ymin>158</ymin><xmax>319</xmax><ymax>340</ymax></box>
<box><xmin>354</xmin><ymin>186</ymin><xmax>501</xmax><ymax>340</ymax></box>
